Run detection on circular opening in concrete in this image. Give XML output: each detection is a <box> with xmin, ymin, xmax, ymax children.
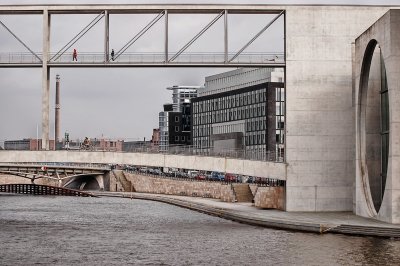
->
<box><xmin>359</xmin><ymin>39</ymin><xmax>389</xmax><ymax>213</ymax></box>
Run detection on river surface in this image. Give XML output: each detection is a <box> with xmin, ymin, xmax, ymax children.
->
<box><xmin>0</xmin><ymin>195</ymin><xmax>400</xmax><ymax>266</ymax></box>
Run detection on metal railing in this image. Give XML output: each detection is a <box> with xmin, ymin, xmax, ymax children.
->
<box><xmin>0</xmin><ymin>52</ymin><xmax>284</xmax><ymax>65</ymax></box>
<box><xmin>0</xmin><ymin>140</ymin><xmax>283</xmax><ymax>162</ymax></box>
<box><xmin>129</xmin><ymin>145</ymin><xmax>284</xmax><ymax>162</ymax></box>
<box><xmin>0</xmin><ymin>161</ymin><xmax>111</xmax><ymax>170</ymax></box>
<box><xmin>125</xmin><ymin>168</ymin><xmax>285</xmax><ymax>187</ymax></box>
<box><xmin>0</xmin><ymin>52</ymin><xmax>42</xmax><ymax>64</ymax></box>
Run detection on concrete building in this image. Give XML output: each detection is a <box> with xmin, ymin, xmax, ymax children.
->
<box><xmin>354</xmin><ymin>10</ymin><xmax>400</xmax><ymax>223</ymax></box>
<box><xmin>280</xmin><ymin>6</ymin><xmax>399</xmax><ymax>221</ymax></box>
<box><xmin>159</xmin><ymin>86</ymin><xmax>200</xmax><ymax>151</ymax></box>
<box><xmin>92</xmin><ymin>139</ymin><xmax>123</xmax><ymax>152</ymax></box>
<box><xmin>192</xmin><ymin>68</ymin><xmax>284</xmax><ymax>161</ymax></box>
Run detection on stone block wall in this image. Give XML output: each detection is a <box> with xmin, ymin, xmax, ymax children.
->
<box><xmin>254</xmin><ymin>187</ymin><xmax>285</xmax><ymax>210</ymax></box>
<box><xmin>249</xmin><ymin>184</ymin><xmax>258</xmax><ymax>197</ymax></box>
<box><xmin>124</xmin><ymin>172</ymin><xmax>236</xmax><ymax>203</ymax></box>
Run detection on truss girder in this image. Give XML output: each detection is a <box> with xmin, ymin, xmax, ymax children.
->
<box><xmin>169</xmin><ymin>11</ymin><xmax>224</xmax><ymax>62</ymax></box>
<box><xmin>0</xmin><ymin>19</ymin><xmax>42</xmax><ymax>61</ymax></box>
<box><xmin>114</xmin><ymin>10</ymin><xmax>165</xmax><ymax>61</ymax></box>
<box><xmin>229</xmin><ymin>10</ymin><xmax>284</xmax><ymax>62</ymax></box>
<box><xmin>0</xmin><ymin>5</ymin><xmax>285</xmax><ymax>67</ymax></box>
<box><xmin>51</xmin><ymin>11</ymin><xmax>105</xmax><ymax>61</ymax></box>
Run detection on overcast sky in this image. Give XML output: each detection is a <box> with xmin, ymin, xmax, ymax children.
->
<box><xmin>1</xmin><ymin>0</ymin><xmax>399</xmax><ymax>143</ymax></box>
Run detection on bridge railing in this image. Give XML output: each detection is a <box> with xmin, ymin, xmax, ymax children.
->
<box><xmin>127</xmin><ymin>145</ymin><xmax>284</xmax><ymax>162</ymax></box>
<box><xmin>0</xmin><ymin>52</ymin><xmax>284</xmax><ymax>65</ymax></box>
<box><xmin>0</xmin><ymin>141</ymin><xmax>283</xmax><ymax>162</ymax></box>
<box><xmin>49</xmin><ymin>52</ymin><xmax>284</xmax><ymax>64</ymax></box>
<box><xmin>0</xmin><ymin>161</ymin><xmax>111</xmax><ymax>170</ymax></box>
<box><xmin>125</xmin><ymin>168</ymin><xmax>285</xmax><ymax>187</ymax></box>
<box><xmin>0</xmin><ymin>52</ymin><xmax>42</xmax><ymax>64</ymax></box>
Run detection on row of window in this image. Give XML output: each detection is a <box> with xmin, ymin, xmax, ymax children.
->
<box><xmin>245</xmin><ymin>131</ymin><xmax>266</xmax><ymax>146</ymax></box>
<box><xmin>193</xmin><ymin>88</ymin><xmax>267</xmax><ymax>113</ymax></box>
<box><xmin>193</xmin><ymin>125</ymin><xmax>212</xmax><ymax>138</ymax></box>
<box><xmin>193</xmin><ymin>137</ymin><xmax>211</xmax><ymax>148</ymax></box>
<box><xmin>193</xmin><ymin>103</ymin><xmax>266</xmax><ymax>125</ymax></box>
<box><xmin>173</xmin><ymin>136</ymin><xmax>190</xmax><ymax>142</ymax></box>
<box><xmin>193</xmin><ymin>130</ymin><xmax>267</xmax><ymax>149</ymax></box>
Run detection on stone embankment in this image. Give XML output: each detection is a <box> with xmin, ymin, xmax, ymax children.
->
<box><xmin>94</xmin><ymin>191</ymin><xmax>400</xmax><ymax>238</ymax></box>
<box><xmin>112</xmin><ymin>171</ymin><xmax>284</xmax><ymax>209</ymax></box>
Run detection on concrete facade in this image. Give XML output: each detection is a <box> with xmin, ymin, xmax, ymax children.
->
<box><xmin>284</xmin><ymin>6</ymin><xmax>392</xmax><ymax>212</ymax></box>
<box><xmin>354</xmin><ymin>10</ymin><xmax>400</xmax><ymax>223</ymax></box>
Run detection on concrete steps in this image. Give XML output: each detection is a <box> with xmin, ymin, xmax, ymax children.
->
<box><xmin>331</xmin><ymin>224</ymin><xmax>400</xmax><ymax>238</ymax></box>
<box><xmin>113</xmin><ymin>170</ymin><xmax>134</xmax><ymax>192</ymax></box>
<box><xmin>232</xmin><ymin>184</ymin><xmax>253</xmax><ymax>202</ymax></box>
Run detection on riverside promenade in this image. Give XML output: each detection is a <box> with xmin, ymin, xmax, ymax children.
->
<box><xmin>94</xmin><ymin>192</ymin><xmax>400</xmax><ymax>238</ymax></box>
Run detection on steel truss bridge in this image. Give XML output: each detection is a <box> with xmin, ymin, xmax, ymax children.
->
<box><xmin>0</xmin><ymin>4</ymin><xmax>286</xmax><ymax>149</ymax></box>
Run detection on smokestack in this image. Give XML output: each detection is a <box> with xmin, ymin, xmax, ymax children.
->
<box><xmin>55</xmin><ymin>74</ymin><xmax>61</xmax><ymax>144</ymax></box>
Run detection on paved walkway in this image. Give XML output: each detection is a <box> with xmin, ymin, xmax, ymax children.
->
<box><xmin>95</xmin><ymin>192</ymin><xmax>400</xmax><ymax>238</ymax></box>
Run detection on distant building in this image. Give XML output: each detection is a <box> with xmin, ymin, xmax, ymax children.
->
<box><xmin>151</xmin><ymin>128</ymin><xmax>160</xmax><ymax>149</ymax></box>
<box><xmin>123</xmin><ymin>140</ymin><xmax>151</xmax><ymax>152</ymax></box>
<box><xmin>159</xmin><ymin>85</ymin><xmax>201</xmax><ymax>151</ymax></box>
<box><xmin>91</xmin><ymin>139</ymin><xmax>123</xmax><ymax>152</ymax></box>
<box><xmin>5</xmin><ymin>139</ymin><xmax>55</xmax><ymax>151</ymax></box>
<box><xmin>192</xmin><ymin>68</ymin><xmax>284</xmax><ymax>161</ymax></box>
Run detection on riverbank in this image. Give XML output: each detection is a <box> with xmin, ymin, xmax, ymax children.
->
<box><xmin>94</xmin><ymin>191</ymin><xmax>400</xmax><ymax>238</ymax></box>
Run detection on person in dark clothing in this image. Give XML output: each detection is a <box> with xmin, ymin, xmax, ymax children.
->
<box><xmin>111</xmin><ymin>49</ymin><xmax>115</xmax><ymax>61</ymax></box>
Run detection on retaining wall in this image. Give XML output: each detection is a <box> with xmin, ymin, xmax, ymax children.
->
<box><xmin>124</xmin><ymin>172</ymin><xmax>236</xmax><ymax>203</ymax></box>
<box><xmin>254</xmin><ymin>187</ymin><xmax>285</xmax><ymax>210</ymax></box>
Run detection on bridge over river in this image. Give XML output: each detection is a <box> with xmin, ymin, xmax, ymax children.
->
<box><xmin>0</xmin><ymin>150</ymin><xmax>286</xmax><ymax>209</ymax></box>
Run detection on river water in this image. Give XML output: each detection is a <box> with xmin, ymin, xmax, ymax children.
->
<box><xmin>0</xmin><ymin>195</ymin><xmax>399</xmax><ymax>266</ymax></box>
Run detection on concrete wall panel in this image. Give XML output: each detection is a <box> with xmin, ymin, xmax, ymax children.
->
<box><xmin>285</xmin><ymin>6</ymin><xmax>390</xmax><ymax>212</ymax></box>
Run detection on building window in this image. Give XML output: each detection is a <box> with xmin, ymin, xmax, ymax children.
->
<box><xmin>175</xmin><ymin>116</ymin><xmax>179</xmax><ymax>122</ymax></box>
<box><xmin>175</xmin><ymin>126</ymin><xmax>179</xmax><ymax>132</ymax></box>
<box><xmin>175</xmin><ymin>136</ymin><xmax>179</xmax><ymax>141</ymax></box>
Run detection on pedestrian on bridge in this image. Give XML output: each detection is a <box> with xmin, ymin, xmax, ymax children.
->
<box><xmin>73</xmin><ymin>48</ymin><xmax>78</xmax><ymax>61</ymax></box>
<box><xmin>111</xmin><ymin>49</ymin><xmax>115</xmax><ymax>61</ymax></box>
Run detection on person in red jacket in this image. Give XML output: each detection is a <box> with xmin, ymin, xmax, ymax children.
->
<box><xmin>72</xmin><ymin>48</ymin><xmax>77</xmax><ymax>61</ymax></box>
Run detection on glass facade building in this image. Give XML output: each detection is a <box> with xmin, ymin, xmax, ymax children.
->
<box><xmin>192</xmin><ymin>82</ymin><xmax>285</xmax><ymax>161</ymax></box>
<box><xmin>192</xmin><ymin>68</ymin><xmax>285</xmax><ymax>161</ymax></box>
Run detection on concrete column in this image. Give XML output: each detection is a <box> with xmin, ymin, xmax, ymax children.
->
<box><xmin>55</xmin><ymin>74</ymin><xmax>61</xmax><ymax>144</ymax></box>
<box><xmin>104</xmin><ymin>10</ymin><xmax>109</xmax><ymax>62</ymax></box>
<box><xmin>41</xmin><ymin>9</ymin><xmax>50</xmax><ymax>150</ymax></box>
<box><xmin>164</xmin><ymin>10</ymin><xmax>168</xmax><ymax>63</ymax></box>
<box><xmin>224</xmin><ymin>10</ymin><xmax>228</xmax><ymax>63</ymax></box>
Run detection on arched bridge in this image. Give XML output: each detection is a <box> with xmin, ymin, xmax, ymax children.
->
<box><xmin>0</xmin><ymin>162</ymin><xmax>110</xmax><ymax>183</ymax></box>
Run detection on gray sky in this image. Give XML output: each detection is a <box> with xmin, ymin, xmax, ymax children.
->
<box><xmin>1</xmin><ymin>0</ymin><xmax>399</xmax><ymax>142</ymax></box>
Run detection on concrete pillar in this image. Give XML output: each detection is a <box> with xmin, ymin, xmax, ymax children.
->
<box><xmin>55</xmin><ymin>74</ymin><xmax>60</xmax><ymax>144</ymax></box>
<box><xmin>164</xmin><ymin>10</ymin><xmax>168</xmax><ymax>63</ymax></box>
<box><xmin>41</xmin><ymin>9</ymin><xmax>50</xmax><ymax>150</ymax></box>
<box><xmin>104</xmin><ymin>10</ymin><xmax>109</xmax><ymax>62</ymax></box>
